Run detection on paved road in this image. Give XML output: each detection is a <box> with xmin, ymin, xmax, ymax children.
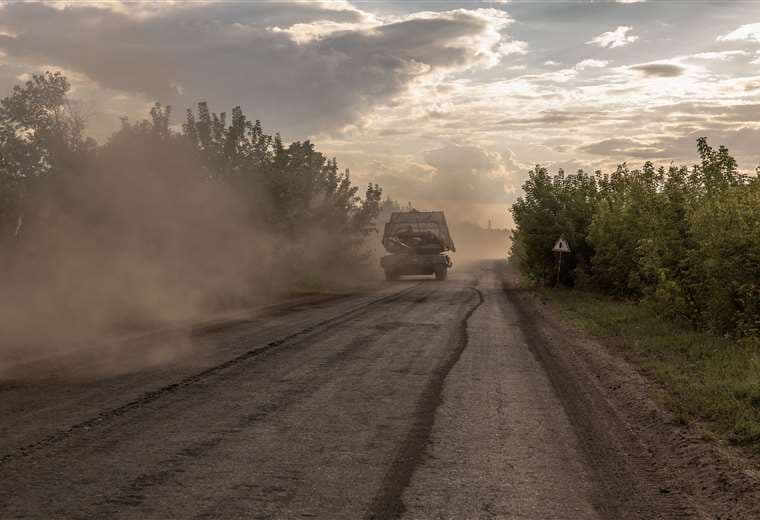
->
<box><xmin>0</xmin><ymin>262</ymin><xmax>727</xmax><ymax>519</ymax></box>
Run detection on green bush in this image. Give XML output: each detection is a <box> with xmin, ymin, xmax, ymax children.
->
<box><xmin>511</xmin><ymin>138</ymin><xmax>760</xmax><ymax>339</ymax></box>
<box><xmin>510</xmin><ymin>166</ymin><xmax>598</xmax><ymax>286</ymax></box>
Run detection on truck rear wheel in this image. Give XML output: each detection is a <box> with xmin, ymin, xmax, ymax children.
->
<box><xmin>434</xmin><ymin>265</ymin><xmax>447</xmax><ymax>281</ymax></box>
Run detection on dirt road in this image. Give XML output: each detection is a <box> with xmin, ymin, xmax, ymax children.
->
<box><xmin>1</xmin><ymin>261</ymin><xmax>757</xmax><ymax>519</ymax></box>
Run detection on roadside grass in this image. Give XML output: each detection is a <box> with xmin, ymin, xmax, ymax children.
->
<box><xmin>543</xmin><ymin>288</ymin><xmax>760</xmax><ymax>453</ymax></box>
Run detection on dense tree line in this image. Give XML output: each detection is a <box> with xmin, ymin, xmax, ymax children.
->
<box><xmin>511</xmin><ymin>139</ymin><xmax>760</xmax><ymax>338</ymax></box>
<box><xmin>0</xmin><ymin>72</ymin><xmax>382</xmax><ymax>338</ymax></box>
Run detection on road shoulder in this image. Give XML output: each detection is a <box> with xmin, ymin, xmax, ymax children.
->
<box><xmin>500</xmin><ymin>262</ymin><xmax>760</xmax><ymax>519</ymax></box>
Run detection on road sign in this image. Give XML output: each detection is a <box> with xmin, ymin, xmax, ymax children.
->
<box><xmin>552</xmin><ymin>237</ymin><xmax>570</xmax><ymax>286</ymax></box>
<box><xmin>552</xmin><ymin>237</ymin><xmax>571</xmax><ymax>254</ymax></box>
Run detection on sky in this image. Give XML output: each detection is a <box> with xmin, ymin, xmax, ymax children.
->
<box><xmin>1</xmin><ymin>0</ymin><xmax>759</xmax><ymax>228</ymax></box>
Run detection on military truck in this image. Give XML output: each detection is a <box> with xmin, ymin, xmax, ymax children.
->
<box><xmin>380</xmin><ymin>210</ymin><xmax>455</xmax><ymax>281</ymax></box>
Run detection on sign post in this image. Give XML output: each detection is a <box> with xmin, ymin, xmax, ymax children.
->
<box><xmin>552</xmin><ymin>237</ymin><xmax>571</xmax><ymax>286</ymax></box>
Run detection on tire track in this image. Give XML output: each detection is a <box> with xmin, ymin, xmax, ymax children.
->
<box><xmin>500</xmin><ymin>276</ymin><xmax>698</xmax><ymax>519</ymax></box>
<box><xmin>365</xmin><ymin>282</ymin><xmax>485</xmax><ymax>520</ymax></box>
<box><xmin>93</xmin><ymin>331</ymin><xmax>381</xmax><ymax>516</ymax></box>
<box><xmin>0</xmin><ymin>283</ymin><xmax>422</xmax><ymax>467</ymax></box>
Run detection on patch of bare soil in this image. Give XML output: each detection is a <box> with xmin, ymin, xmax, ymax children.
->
<box><xmin>499</xmin><ymin>262</ymin><xmax>760</xmax><ymax>519</ymax></box>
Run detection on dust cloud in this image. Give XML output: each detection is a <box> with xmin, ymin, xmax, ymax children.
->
<box><xmin>0</xmin><ymin>135</ymin><xmax>373</xmax><ymax>380</ymax></box>
<box><xmin>448</xmin><ymin>220</ymin><xmax>510</xmax><ymax>267</ymax></box>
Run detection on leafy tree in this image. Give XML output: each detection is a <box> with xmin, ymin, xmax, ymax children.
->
<box><xmin>0</xmin><ymin>72</ymin><xmax>385</xmax><ymax>338</ymax></box>
<box><xmin>688</xmin><ymin>179</ymin><xmax>760</xmax><ymax>335</ymax></box>
<box><xmin>0</xmin><ymin>72</ymin><xmax>95</xmax><ymax>242</ymax></box>
<box><xmin>511</xmin><ymin>137</ymin><xmax>760</xmax><ymax>339</ymax></box>
<box><xmin>511</xmin><ymin>166</ymin><xmax>598</xmax><ymax>285</ymax></box>
<box><xmin>181</xmin><ymin>101</ymin><xmax>382</xmax><ymax>254</ymax></box>
<box><xmin>588</xmin><ymin>162</ymin><xmax>660</xmax><ymax>296</ymax></box>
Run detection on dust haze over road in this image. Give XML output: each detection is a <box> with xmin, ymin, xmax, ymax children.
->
<box><xmin>1</xmin><ymin>261</ymin><xmax>758</xmax><ymax>519</ymax></box>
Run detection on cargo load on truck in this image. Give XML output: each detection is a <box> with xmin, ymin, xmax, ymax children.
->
<box><xmin>380</xmin><ymin>210</ymin><xmax>455</xmax><ymax>281</ymax></box>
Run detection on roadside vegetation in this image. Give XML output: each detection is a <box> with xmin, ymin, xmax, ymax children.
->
<box><xmin>546</xmin><ymin>288</ymin><xmax>760</xmax><ymax>451</ymax></box>
<box><xmin>0</xmin><ymin>72</ymin><xmax>382</xmax><ymax>342</ymax></box>
<box><xmin>510</xmin><ymin>138</ymin><xmax>760</xmax><ymax>452</ymax></box>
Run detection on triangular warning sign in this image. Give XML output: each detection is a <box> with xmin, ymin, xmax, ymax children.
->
<box><xmin>552</xmin><ymin>237</ymin><xmax>571</xmax><ymax>253</ymax></box>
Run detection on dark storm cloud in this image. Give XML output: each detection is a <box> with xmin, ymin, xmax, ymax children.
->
<box><xmin>0</xmin><ymin>2</ymin><xmax>508</xmax><ymax>136</ymax></box>
<box><xmin>629</xmin><ymin>63</ymin><xmax>686</xmax><ymax>77</ymax></box>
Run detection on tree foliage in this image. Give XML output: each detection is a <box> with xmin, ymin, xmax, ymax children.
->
<box><xmin>511</xmin><ymin>138</ymin><xmax>760</xmax><ymax>338</ymax></box>
<box><xmin>0</xmin><ymin>72</ymin><xmax>95</xmax><ymax>239</ymax></box>
<box><xmin>510</xmin><ymin>166</ymin><xmax>598</xmax><ymax>285</ymax></box>
<box><xmin>0</xmin><ymin>72</ymin><xmax>383</xmax><ymax>325</ymax></box>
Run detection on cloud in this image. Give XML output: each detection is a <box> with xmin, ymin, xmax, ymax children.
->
<box><xmin>665</xmin><ymin>127</ymin><xmax>760</xmax><ymax>166</ymax></box>
<box><xmin>587</xmin><ymin>26</ymin><xmax>639</xmax><ymax>48</ymax></box>
<box><xmin>688</xmin><ymin>50</ymin><xmax>749</xmax><ymax>61</ymax></box>
<box><xmin>422</xmin><ymin>144</ymin><xmax>514</xmax><ymax>204</ymax></box>
<box><xmin>575</xmin><ymin>59</ymin><xmax>609</xmax><ymax>70</ymax></box>
<box><xmin>579</xmin><ymin>137</ymin><xmax>666</xmax><ymax>158</ymax></box>
<box><xmin>717</xmin><ymin>23</ymin><xmax>760</xmax><ymax>43</ymax></box>
<box><xmin>3</xmin><ymin>0</ymin><xmax>760</xmax><ymax>211</ymax></box>
<box><xmin>369</xmin><ymin>144</ymin><xmax>519</xmax><ymax>206</ymax></box>
<box><xmin>579</xmin><ymin>124</ymin><xmax>760</xmax><ymax>168</ymax></box>
<box><xmin>629</xmin><ymin>63</ymin><xmax>685</xmax><ymax>77</ymax></box>
<box><xmin>0</xmin><ymin>2</ymin><xmax>518</xmax><ymax>137</ymax></box>
<box><xmin>498</xmin><ymin>40</ymin><xmax>529</xmax><ymax>56</ymax></box>
<box><xmin>498</xmin><ymin>110</ymin><xmax>602</xmax><ymax>126</ymax></box>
